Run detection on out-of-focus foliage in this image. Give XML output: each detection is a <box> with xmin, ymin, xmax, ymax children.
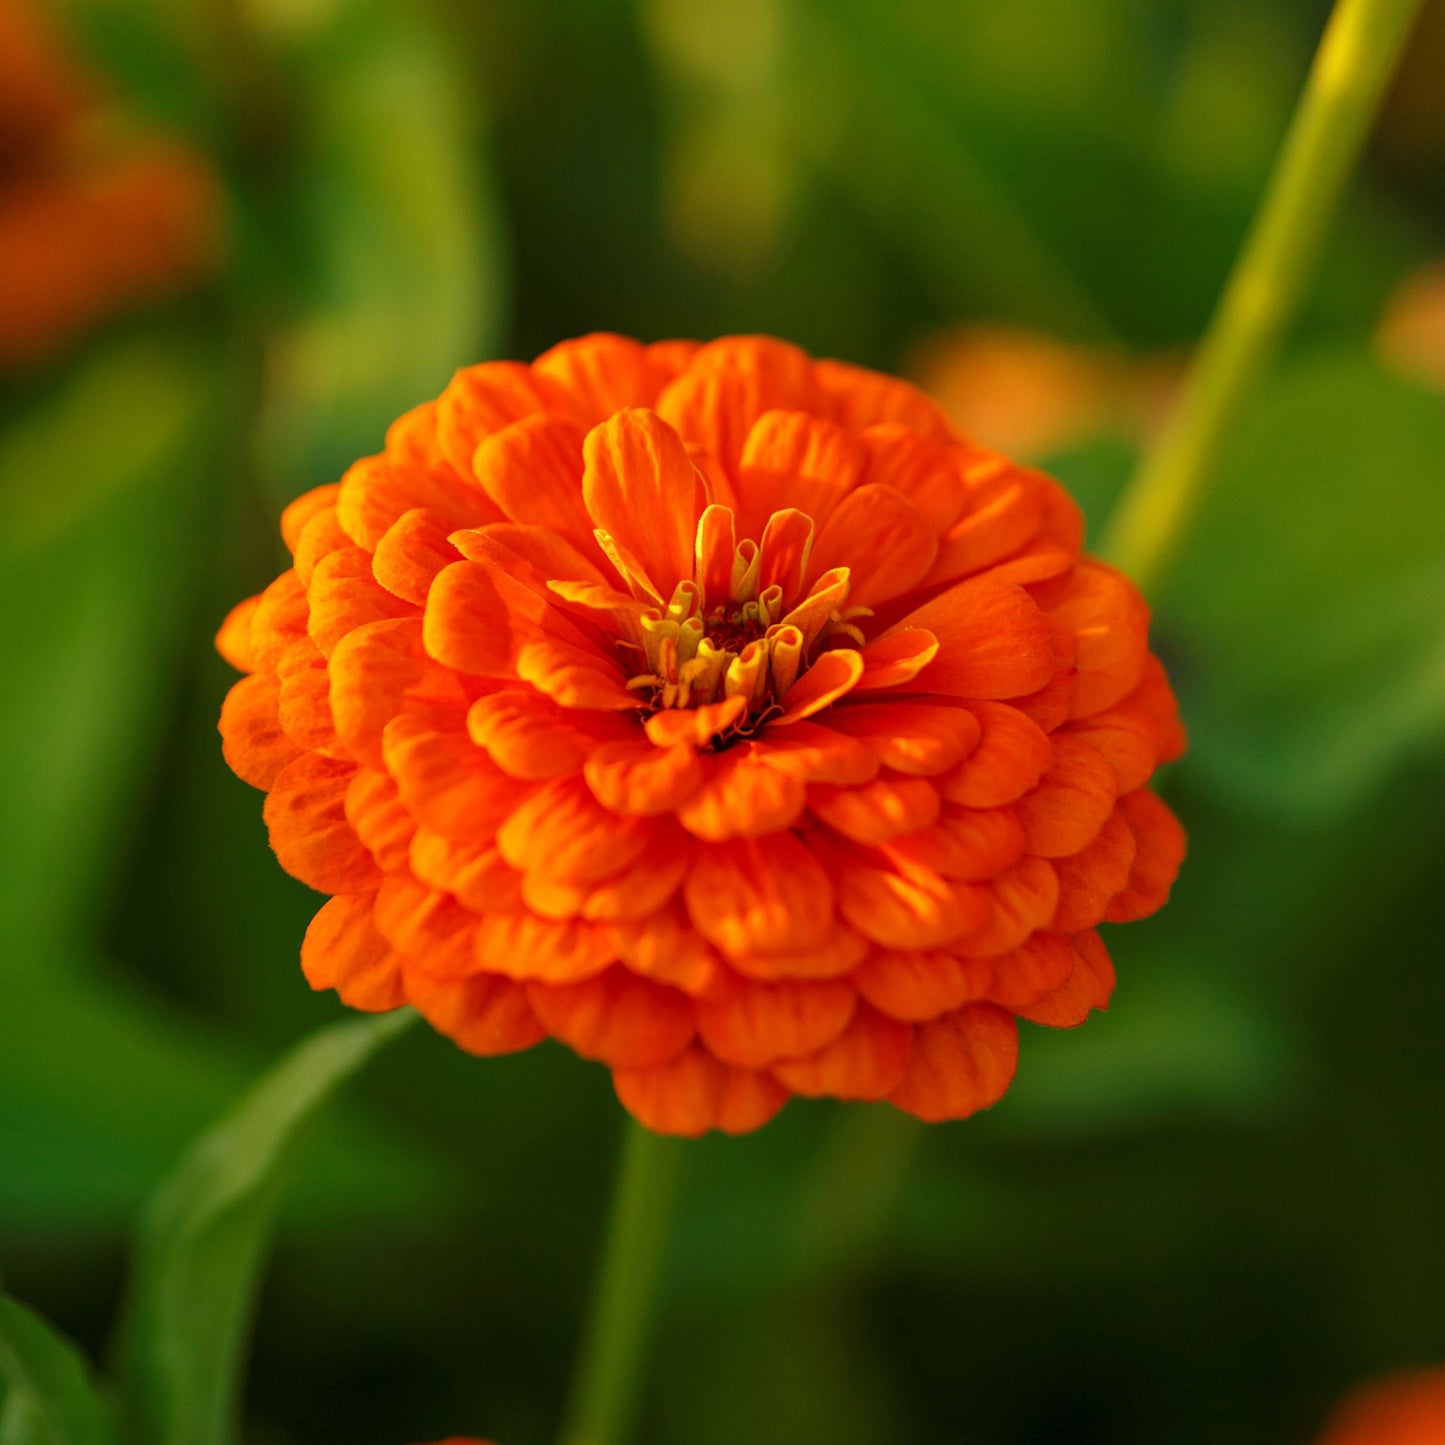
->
<box><xmin>117</xmin><ymin>1011</ymin><xmax>415</xmax><ymax>1445</ymax></box>
<box><xmin>1</xmin><ymin>0</ymin><xmax>1443</xmax><ymax>1443</ymax></box>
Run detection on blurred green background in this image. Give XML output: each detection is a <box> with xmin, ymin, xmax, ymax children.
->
<box><xmin>2</xmin><ymin>0</ymin><xmax>1444</xmax><ymax>1441</ymax></box>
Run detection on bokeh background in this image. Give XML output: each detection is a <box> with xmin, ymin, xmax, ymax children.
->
<box><xmin>2</xmin><ymin>0</ymin><xmax>1444</xmax><ymax>1441</ymax></box>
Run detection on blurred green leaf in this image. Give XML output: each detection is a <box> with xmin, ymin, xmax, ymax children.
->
<box><xmin>0</xmin><ymin>1297</ymin><xmax>117</xmax><ymax>1445</ymax></box>
<box><xmin>252</xmin><ymin>0</ymin><xmax>507</xmax><ymax>495</ymax></box>
<box><xmin>1159</xmin><ymin>350</ymin><xmax>1445</xmax><ymax>816</ymax></box>
<box><xmin>0</xmin><ymin>935</ymin><xmax>437</xmax><ymax>1236</ymax></box>
<box><xmin>116</xmin><ymin>1010</ymin><xmax>416</xmax><ymax>1445</ymax></box>
<box><xmin>0</xmin><ymin>331</ymin><xmax>232</xmax><ymax>938</ymax></box>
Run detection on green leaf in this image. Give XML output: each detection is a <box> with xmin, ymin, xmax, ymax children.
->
<box><xmin>0</xmin><ymin>1298</ymin><xmax>118</xmax><ymax>1445</ymax></box>
<box><xmin>1157</xmin><ymin>350</ymin><xmax>1445</xmax><ymax>816</ymax></box>
<box><xmin>0</xmin><ymin>937</ymin><xmax>436</xmax><ymax>1237</ymax></box>
<box><xmin>0</xmin><ymin>330</ymin><xmax>232</xmax><ymax>939</ymax></box>
<box><xmin>115</xmin><ymin>1010</ymin><xmax>417</xmax><ymax>1445</ymax></box>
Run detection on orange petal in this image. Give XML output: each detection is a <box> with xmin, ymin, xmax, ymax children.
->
<box><xmin>452</xmin><ymin>520</ymin><xmax>611</xmax><ymax>590</ymax></box>
<box><xmin>372</xmin><ymin>507</ymin><xmax>463</xmax><ymax>606</ymax></box>
<box><xmin>497</xmin><ymin>775</ymin><xmax>653</xmax><ymax>883</ymax></box>
<box><xmin>282</xmin><ymin>484</ymin><xmax>342</xmax><ymax>552</ymax></box>
<box><xmin>883</xmin><ymin>807</ymin><xmax>1026</xmax><ymax>883</ymax></box>
<box><xmin>829</xmin><ymin>701</ymin><xmax>981</xmax><ymax>776</ymax></box>
<box><xmin>1014</xmin><ymin>931</ymin><xmax>1115</xmax><ymax>1027</ymax></box>
<box><xmin>1049</xmin><ymin>562</ymin><xmax>1150</xmax><ymax>719</ymax></box>
<box><xmin>527</xmin><ymin>967</ymin><xmax>695</xmax><ymax>1067</ymax></box>
<box><xmin>250</xmin><ymin>570</ymin><xmax>309</xmax><ymax>672</ymax></box>
<box><xmin>534</xmin><ymin>332</ymin><xmax>676</xmax><ymax>421</ymax></box>
<box><xmin>344</xmin><ymin>768</ymin><xmax>417</xmax><ymax>873</ymax></box>
<box><xmin>887</xmin><ymin>1003</ymin><xmax>1018</xmax><ymax>1122</ymax></box>
<box><xmin>383</xmin><ymin>713</ymin><xmax>532</xmax><ymax>840</ymax></box>
<box><xmin>772</xmin><ymin>649</ymin><xmax>865</xmax><ymax>725</ymax></box>
<box><xmin>421</xmin><ymin>560</ymin><xmax>518</xmax><ymax>676</ymax></box>
<box><xmin>655</xmin><ymin>336</ymin><xmax>819</xmax><ymax>474</ymax></box>
<box><xmin>275</xmin><ymin>637</ymin><xmax>337</xmax><ymax>753</ymax></box>
<box><xmin>888</xmin><ymin>578</ymin><xmax>1053</xmax><ymax>700</ymax></box>
<box><xmin>1052</xmin><ymin>810</ymin><xmax>1136</xmax><ymax>931</ymax></box>
<box><xmin>583</xmin><ymin>409</ymin><xmax>707</xmax><ymax>596</ymax></box>
<box><xmin>770</xmin><ymin>1004</ymin><xmax>913</xmax><ymax>1100</ymax></box>
<box><xmin>810</xmin><ymin>776</ymin><xmax>940</xmax><ymax>845</ymax></box>
<box><xmin>1013</xmin><ymin>734</ymin><xmax>1117</xmax><ymax>858</ymax></box>
<box><xmin>584</xmin><ymin>736</ymin><xmax>704</xmax><ymax>815</ymax></box>
<box><xmin>472</xmin><ymin>413</ymin><xmax>593</xmax><ymax>552</ymax></box>
<box><xmin>436</xmin><ymin>359</ymin><xmax>579</xmax><ymax>478</ymax></box>
<box><xmin>924</xmin><ymin>472</ymin><xmax>1045</xmax><ymax>586</ymax></box>
<box><xmin>815</xmin><ymin>837</ymin><xmax>990</xmax><ymax>949</ymax></box>
<box><xmin>1059</xmin><ymin>703</ymin><xmax>1157</xmax><ymax>795</ymax></box>
<box><xmin>684</xmin><ymin>833</ymin><xmax>834</xmax><ymax>954</ymax></box>
<box><xmin>643</xmin><ymin>694</ymin><xmax>748</xmax><ymax>748</ymax></box>
<box><xmin>751</xmin><ymin>723</ymin><xmax>879</xmax><ymax>785</ymax></box>
<box><xmin>1104</xmin><ymin>790</ymin><xmax>1186</xmax><ymax>922</ymax></box>
<box><xmin>955</xmin><ymin>855</ymin><xmax>1060</xmax><ymax>958</ymax></box>
<box><xmin>984</xmin><ymin>931</ymin><xmax>1076</xmax><ymax>1008</ymax></box>
<box><xmin>330</xmin><ymin>618</ymin><xmax>463</xmax><ymax>770</ymax></box>
<box><xmin>676</xmin><ymin>747</ymin><xmax>806</xmax><ymax>841</ymax></box>
<box><xmin>608</xmin><ymin>903</ymin><xmax>724</xmax><ymax>996</ymax></box>
<box><xmin>264</xmin><ymin>754</ymin><xmax>380</xmax><ymax>893</ymax></box>
<box><xmin>336</xmin><ymin>453</ymin><xmax>497</xmax><ymax>550</ymax></box>
<box><xmin>467</xmin><ymin>689</ymin><xmax>601</xmax><ymax>779</ymax></box>
<box><xmin>524</xmin><ymin>824</ymin><xmax>691</xmax><ymax>923</ymax></box>
<box><xmin>852</xmin><ymin>628</ymin><xmax>940</xmax><ymax>692</ymax></box>
<box><xmin>515</xmin><ymin>636</ymin><xmax>640</xmax><ymax>711</ymax></box>
<box><xmin>373</xmin><ymin>875</ymin><xmax>478</xmax><ymax>978</ymax></box>
<box><xmin>858</xmin><ymin>425</ymin><xmax>967</xmax><ymax>532</ymax></box>
<box><xmin>734</xmin><ymin>410</ymin><xmax>866</xmax><ymax>535</ymax></box>
<box><xmin>219</xmin><ymin>673</ymin><xmax>301</xmax><ymax>788</ymax></box>
<box><xmin>291</xmin><ymin>505</ymin><xmax>352</xmax><ymax>587</ymax></box>
<box><xmin>940</xmin><ymin>701</ymin><xmax>1051</xmax><ymax>808</ymax></box>
<box><xmin>307</xmin><ymin>546</ymin><xmax>415</xmax><ymax>656</ymax></box>
<box><xmin>301</xmin><ymin>893</ymin><xmax>406</xmax><ymax>1011</ymax></box>
<box><xmin>757</xmin><ymin>507</ymin><xmax>816</xmax><ymax>606</ymax></box>
<box><xmin>724</xmin><ymin>922</ymin><xmax>869</xmax><ymax>981</ymax></box>
<box><xmin>696</xmin><ymin>976</ymin><xmax>856</xmax><ymax>1068</ymax></box>
<box><xmin>405</xmin><ymin>970</ymin><xmax>546</xmax><ymax>1055</ymax></box>
<box><xmin>1128</xmin><ymin>653</ymin><xmax>1187</xmax><ymax>765</ymax></box>
<box><xmin>216</xmin><ymin>594</ymin><xmax>260</xmax><ymax>673</ymax></box>
<box><xmin>474</xmin><ymin>912</ymin><xmax>617</xmax><ymax>983</ymax></box>
<box><xmin>613</xmin><ymin>1043</ymin><xmax>789</xmax><ymax>1136</ymax></box>
<box><xmin>809</xmin><ymin>483</ymin><xmax>937</xmax><ymax>610</ymax></box>
<box><xmin>853</xmin><ymin>949</ymin><xmax>991</xmax><ymax>1022</ymax></box>
<box><xmin>383</xmin><ymin>399</ymin><xmax>448</xmax><ymax>466</ymax></box>
<box><xmin>410</xmin><ymin>829</ymin><xmax>523</xmax><ymax>914</ymax></box>
<box><xmin>815</xmin><ymin>357</ymin><xmax>954</xmax><ymax>441</ymax></box>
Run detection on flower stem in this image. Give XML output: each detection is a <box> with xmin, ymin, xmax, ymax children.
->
<box><xmin>1099</xmin><ymin>0</ymin><xmax>1422</xmax><ymax>593</ymax></box>
<box><xmin>558</xmin><ymin>1120</ymin><xmax>682</xmax><ymax>1445</ymax></box>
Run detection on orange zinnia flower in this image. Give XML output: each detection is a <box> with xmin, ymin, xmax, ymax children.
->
<box><xmin>218</xmin><ymin>334</ymin><xmax>1186</xmax><ymax>1136</ymax></box>
<box><xmin>1314</xmin><ymin>1367</ymin><xmax>1445</xmax><ymax>1445</ymax></box>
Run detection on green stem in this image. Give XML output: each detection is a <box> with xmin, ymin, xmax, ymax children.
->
<box><xmin>1099</xmin><ymin>0</ymin><xmax>1422</xmax><ymax>593</ymax></box>
<box><xmin>558</xmin><ymin>1120</ymin><xmax>682</xmax><ymax>1445</ymax></box>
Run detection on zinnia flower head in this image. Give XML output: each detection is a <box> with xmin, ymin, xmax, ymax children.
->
<box><xmin>1314</xmin><ymin>1367</ymin><xmax>1445</xmax><ymax>1445</ymax></box>
<box><xmin>219</xmin><ymin>334</ymin><xmax>1186</xmax><ymax>1136</ymax></box>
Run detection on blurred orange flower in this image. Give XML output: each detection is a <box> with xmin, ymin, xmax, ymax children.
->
<box><xmin>1377</xmin><ymin>260</ymin><xmax>1445</xmax><ymax>393</ymax></box>
<box><xmin>1314</xmin><ymin>1367</ymin><xmax>1445</xmax><ymax>1445</ymax></box>
<box><xmin>0</xmin><ymin>0</ymin><xmax>219</xmax><ymax>370</ymax></box>
<box><xmin>218</xmin><ymin>334</ymin><xmax>1185</xmax><ymax>1136</ymax></box>
<box><xmin>909</xmin><ymin>324</ymin><xmax>1182</xmax><ymax>461</ymax></box>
